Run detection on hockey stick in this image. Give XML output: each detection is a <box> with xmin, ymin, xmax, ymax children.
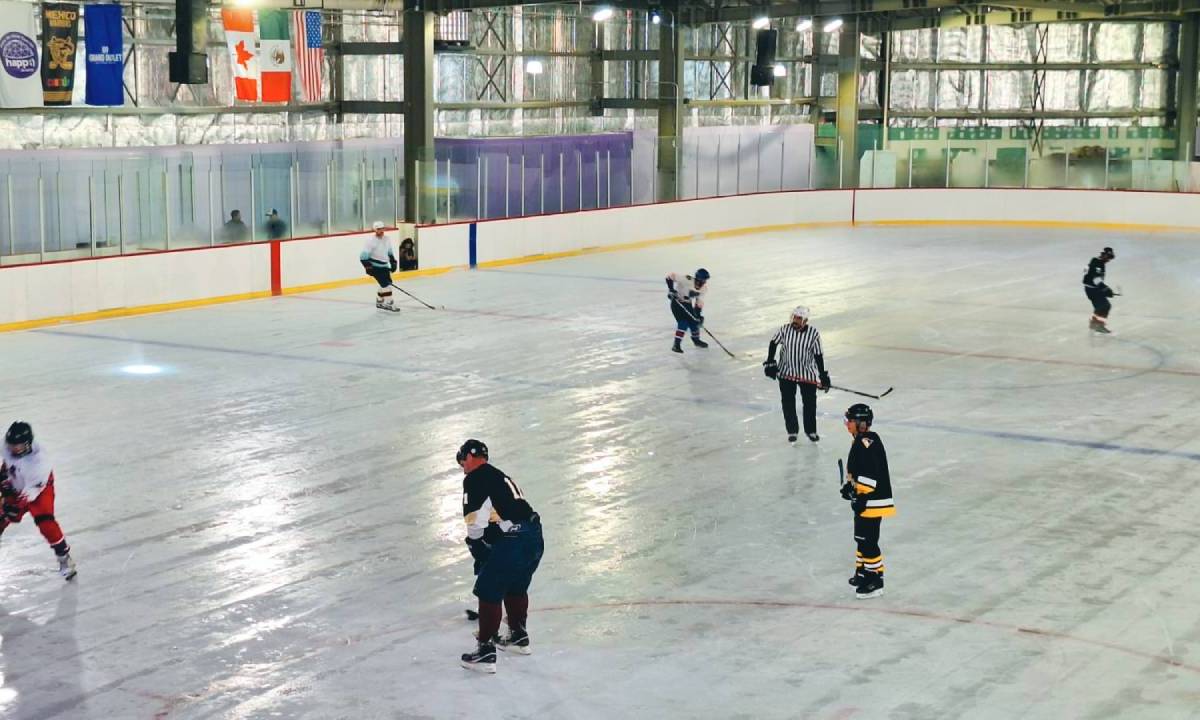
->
<box><xmin>832</xmin><ymin>384</ymin><xmax>893</xmax><ymax>400</ymax></box>
<box><xmin>390</xmin><ymin>283</ymin><xmax>443</xmax><ymax>310</ymax></box>
<box><xmin>671</xmin><ymin>297</ymin><xmax>736</xmax><ymax>359</ymax></box>
<box><xmin>789</xmin><ymin>377</ymin><xmax>893</xmax><ymax>400</ymax></box>
<box><xmin>838</xmin><ymin>459</ymin><xmax>844</xmax><ymax>486</ymax></box>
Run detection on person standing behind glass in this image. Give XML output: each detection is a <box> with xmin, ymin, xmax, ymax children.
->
<box><xmin>398</xmin><ymin>238</ymin><xmax>418</xmax><ymax>271</ymax></box>
<box><xmin>221</xmin><ymin>210</ymin><xmax>249</xmax><ymax>243</ymax></box>
<box><xmin>265</xmin><ymin>209</ymin><xmax>288</xmax><ymax>240</ymax></box>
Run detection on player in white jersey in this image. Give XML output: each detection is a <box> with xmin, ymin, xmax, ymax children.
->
<box><xmin>0</xmin><ymin>422</ymin><xmax>76</xmax><ymax>580</ymax></box>
<box><xmin>665</xmin><ymin>268</ymin><xmax>710</xmax><ymax>353</ymax></box>
<box><xmin>360</xmin><ymin>221</ymin><xmax>399</xmax><ymax>311</ymax></box>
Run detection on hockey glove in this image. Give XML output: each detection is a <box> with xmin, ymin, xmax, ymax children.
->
<box><xmin>3</xmin><ymin>502</ymin><xmax>22</xmax><ymax>522</ymax></box>
<box><xmin>465</xmin><ymin>537</ymin><xmax>491</xmax><ymax>565</ymax></box>
<box><xmin>763</xmin><ymin>360</ymin><xmax>779</xmax><ymax>380</ymax></box>
<box><xmin>819</xmin><ymin>371</ymin><xmax>831</xmax><ymax>392</ymax></box>
<box><xmin>839</xmin><ymin>482</ymin><xmax>856</xmax><ymax>502</ymax></box>
<box><xmin>389</xmin><ymin>258</ymin><xmax>398</xmax><ymax>272</ymax></box>
<box><xmin>361</xmin><ymin>261</ymin><xmax>375</xmax><ymax>277</ymax></box>
<box><xmin>1105</xmin><ymin>287</ymin><xmax>1115</xmax><ymax>298</ymax></box>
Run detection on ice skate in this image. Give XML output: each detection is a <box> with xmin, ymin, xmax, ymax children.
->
<box><xmin>691</xmin><ymin>337</ymin><xmax>709</xmax><ymax>349</ymax></box>
<box><xmin>855</xmin><ymin>572</ymin><xmax>883</xmax><ymax>599</ymax></box>
<box><xmin>1089</xmin><ymin>317</ymin><xmax>1110</xmax><ymax>334</ymax></box>
<box><xmin>806</xmin><ymin>433</ymin><xmax>819</xmax><ymax>442</ymax></box>
<box><xmin>672</xmin><ymin>339</ymin><xmax>683</xmax><ymax>354</ymax></box>
<box><xmin>496</xmin><ymin>628</ymin><xmax>532</xmax><ymax>655</ymax></box>
<box><xmin>848</xmin><ymin>568</ymin><xmax>865</xmax><ymax>586</ymax></box>
<box><xmin>787</xmin><ymin>434</ymin><xmax>798</xmax><ymax>443</ymax></box>
<box><xmin>460</xmin><ymin>640</ymin><xmax>497</xmax><ymax>673</ymax></box>
<box><xmin>58</xmin><ymin>553</ymin><xmax>77</xmax><ymax>581</ymax></box>
<box><xmin>378</xmin><ymin>299</ymin><xmax>401</xmax><ymax>313</ymax></box>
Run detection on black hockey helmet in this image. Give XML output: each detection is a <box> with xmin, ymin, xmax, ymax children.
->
<box><xmin>844</xmin><ymin>404</ymin><xmax>873</xmax><ymax>425</ymax></box>
<box><xmin>456</xmin><ymin>439</ymin><xmax>489</xmax><ymax>464</ymax></box>
<box><xmin>694</xmin><ymin>268</ymin><xmax>710</xmax><ymax>284</ymax></box>
<box><xmin>1101</xmin><ymin>247</ymin><xmax>1115</xmax><ymax>260</ymax></box>
<box><xmin>5</xmin><ymin>421</ymin><xmax>32</xmax><ymax>453</ymax></box>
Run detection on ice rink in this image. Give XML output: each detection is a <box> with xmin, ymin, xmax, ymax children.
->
<box><xmin>2</xmin><ymin>224</ymin><xmax>1199</xmax><ymax>720</ymax></box>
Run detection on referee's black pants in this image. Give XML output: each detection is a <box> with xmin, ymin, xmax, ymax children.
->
<box><xmin>778</xmin><ymin>378</ymin><xmax>817</xmax><ymax>436</ymax></box>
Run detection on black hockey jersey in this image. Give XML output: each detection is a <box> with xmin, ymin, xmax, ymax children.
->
<box><xmin>463</xmin><ymin>463</ymin><xmax>535</xmax><ymax>540</ymax></box>
<box><xmin>847</xmin><ymin>431</ymin><xmax>895</xmax><ymax>518</ymax></box>
<box><xmin>1082</xmin><ymin>257</ymin><xmax>1107</xmax><ymax>289</ymax></box>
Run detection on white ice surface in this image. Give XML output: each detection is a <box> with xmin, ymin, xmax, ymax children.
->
<box><xmin>1</xmin><ymin>226</ymin><xmax>1199</xmax><ymax>720</ymax></box>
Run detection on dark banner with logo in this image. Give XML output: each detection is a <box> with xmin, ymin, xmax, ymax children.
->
<box><xmin>84</xmin><ymin>3</ymin><xmax>122</xmax><ymax>106</ymax></box>
<box><xmin>40</xmin><ymin>2</ymin><xmax>79</xmax><ymax>105</ymax></box>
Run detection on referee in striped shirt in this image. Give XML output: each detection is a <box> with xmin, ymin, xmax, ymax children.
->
<box><xmin>762</xmin><ymin>306</ymin><xmax>831</xmax><ymax>443</ymax></box>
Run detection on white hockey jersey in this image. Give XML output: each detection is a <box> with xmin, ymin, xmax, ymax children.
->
<box><xmin>666</xmin><ymin>271</ymin><xmax>707</xmax><ymax>310</ymax></box>
<box><xmin>1</xmin><ymin>442</ymin><xmax>54</xmax><ymax>504</ymax></box>
<box><xmin>360</xmin><ymin>234</ymin><xmax>395</xmax><ymax>269</ymax></box>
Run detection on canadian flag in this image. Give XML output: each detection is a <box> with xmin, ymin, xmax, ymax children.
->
<box><xmin>222</xmin><ymin>8</ymin><xmax>258</xmax><ymax>102</ymax></box>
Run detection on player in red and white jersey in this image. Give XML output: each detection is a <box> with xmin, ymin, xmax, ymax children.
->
<box><xmin>0</xmin><ymin>422</ymin><xmax>77</xmax><ymax>580</ymax></box>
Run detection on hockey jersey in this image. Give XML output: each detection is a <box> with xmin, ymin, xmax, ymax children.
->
<box><xmin>1</xmin><ymin>442</ymin><xmax>54</xmax><ymax>505</ymax></box>
<box><xmin>847</xmin><ymin>432</ymin><xmax>895</xmax><ymax>518</ymax></box>
<box><xmin>360</xmin><ymin>234</ymin><xmax>395</xmax><ymax>269</ymax></box>
<box><xmin>1082</xmin><ymin>257</ymin><xmax>1108</xmax><ymax>289</ymax></box>
<box><xmin>463</xmin><ymin>464</ymin><xmax>535</xmax><ymax>541</ymax></box>
<box><xmin>665</xmin><ymin>272</ymin><xmax>707</xmax><ymax>310</ymax></box>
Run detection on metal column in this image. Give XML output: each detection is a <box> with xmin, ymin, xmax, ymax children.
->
<box><xmin>403</xmin><ymin>4</ymin><xmax>436</xmax><ymax>224</ymax></box>
<box><xmin>1177</xmin><ymin>14</ymin><xmax>1199</xmax><ymax>161</ymax></box>
<box><xmin>656</xmin><ymin>1</ymin><xmax>683</xmax><ymax>202</ymax></box>
<box><xmin>836</xmin><ymin>18</ymin><xmax>861</xmax><ymax>188</ymax></box>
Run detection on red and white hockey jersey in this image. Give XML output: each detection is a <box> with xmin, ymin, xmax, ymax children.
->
<box><xmin>1</xmin><ymin>442</ymin><xmax>55</xmax><ymax>504</ymax></box>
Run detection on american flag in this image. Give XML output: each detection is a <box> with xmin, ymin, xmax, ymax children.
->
<box><xmin>293</xmin><ymin>10</ymin><xmax>324</xmax><ymax>102</ymax></box>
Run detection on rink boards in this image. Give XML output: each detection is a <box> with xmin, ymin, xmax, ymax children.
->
<box><xmin>2</xmin><ymin>188</ymin><xmax>1199</xmax><ymax>331</ymax></box>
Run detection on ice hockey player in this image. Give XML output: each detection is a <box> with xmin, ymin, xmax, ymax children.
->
<box><xmin>458</xmin><ymin>440</ymin><xmax>544</xmax><ymax>673</ymax></box>
<box><xmin>0</xmin><ymin>422</ymin><xmax>76</xmax><ymax>580</ymax></box>
<box><xmin>360</xmin><ymin>221</ymin><xmax>399</xmax><ymax>311</ymax></box>
<box><xmin>840</xmin><ymin>404</ymin><xmax>894</xmax><ymax>599</ymax></box>
<box><xmin>762</xmin><ymin>306</ymin><xmax>831</xmax><ymax>442</ymax></box>
<box><xmin>665</xmin><ymin>268</ymin><xmax>710</xmax><ymax>353</ymax></box>
<box><xmin>1083</xmin><ymin>246</ymin><xmax>1116</xmax><ymax>333</ymax></box>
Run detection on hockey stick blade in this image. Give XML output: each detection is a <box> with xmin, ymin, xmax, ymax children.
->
<box><xmin>465</xmin><ymin>608</ymin><xmax>479</xmax><ymax>621</ymax></box>
<box><xmin>388</xmin><ymin>284</ymin><xmax>441</xmax><ymax>309</ymax></box>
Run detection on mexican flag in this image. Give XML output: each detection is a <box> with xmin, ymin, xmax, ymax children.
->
<box><xmin>258</xmin><ymin>10</ymin><xmax>292</xmax><ymax>102</ymax></box>
<box><xmin>221</xmin><ymin>8</ymin><xmax>257</xmax><ymax>102</ymax></box>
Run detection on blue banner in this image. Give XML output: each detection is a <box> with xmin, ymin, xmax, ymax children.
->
<box><xmin>83</xmin><ymin>3</ymin><xmax>121</xmax><ymax>106</ymax></box>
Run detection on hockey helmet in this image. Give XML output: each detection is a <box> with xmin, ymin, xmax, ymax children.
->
<box><xmin>791</xmin><ymin>305</ymin><xmax>810</xmax><ymax>321</ymax></box>
<box><xmin>5</xmin><ymin>421</ymin><xmax>32</xmax><ymax>453</ymax></box>
<box><xmin>456</xmin><ymin>438</ymin><xmax>489</xmax><ymax>464</ymax></box>
<box><xmin>1101</xmin><ymin>246</ymin><xmax>1115</xmax><ymax>260</ymax></box>
<box><xmin>844</xmin><ymin>404</ymin><xmax>873</xmax><ymax>425</ymax></box>
<box><xmin>694</xmin><ymin>268</ymin><xmax>710</xmax><ymax>284</ymax></box>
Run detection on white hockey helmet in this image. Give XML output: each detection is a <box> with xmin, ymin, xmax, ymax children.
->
<box><xmin>372</xmin><ymin>221</ymin><xmax>386</xmax><ymax>231</ymax></box>
<box><xmin>791</xmin><ymin>305</ymin><xmax>810</xmax><ymax>321</ymax></box>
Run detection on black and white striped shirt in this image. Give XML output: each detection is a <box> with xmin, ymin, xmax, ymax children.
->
<box><xmin>770</xmin><ymin>324</ymin><xmax>824</xmax><ymax>384</ymax></box>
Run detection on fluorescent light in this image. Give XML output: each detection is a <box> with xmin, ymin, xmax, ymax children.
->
<box><xmin>752</xmin><ymin>16</ymin><xmax>770</xmax><ymax>29</ymax></box>
<box><xmin>795</xmin><ymin>19</ymin><xmax>812</xmax><ymax>31</ymax></box>
<box><xmin>121</xmin><ymin>364</ymin><xmax>163</xmax><ymax>375</ymax></box>
<box><xmin>526</xmin><ymin>59</ymin><xmax>544</xmax><ymax>75</ymax></box>
<box><xmin>773</xmin><ymin>64</ymin><xmax>787</xmax><ymax>77</ymax></box>
<box><xmin>823</xmin><ymin>18</ymin><xmax>844</xmax><ymax>32</ymax></box>
<box><xmin>592</xmin><ymin>7</ymin><xmax>614</xmax><ymax>22</ymax></box>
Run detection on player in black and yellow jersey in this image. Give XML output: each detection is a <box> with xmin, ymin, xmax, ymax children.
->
<box><xmin>458</xmin><ymin>439</ymin><xmax>544</xmax><ymax>673</ymax></box>
<box><xmin>840</xmin><ymin>404</ymin><xmax>895</xmax><ymax>599</ymax></box>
